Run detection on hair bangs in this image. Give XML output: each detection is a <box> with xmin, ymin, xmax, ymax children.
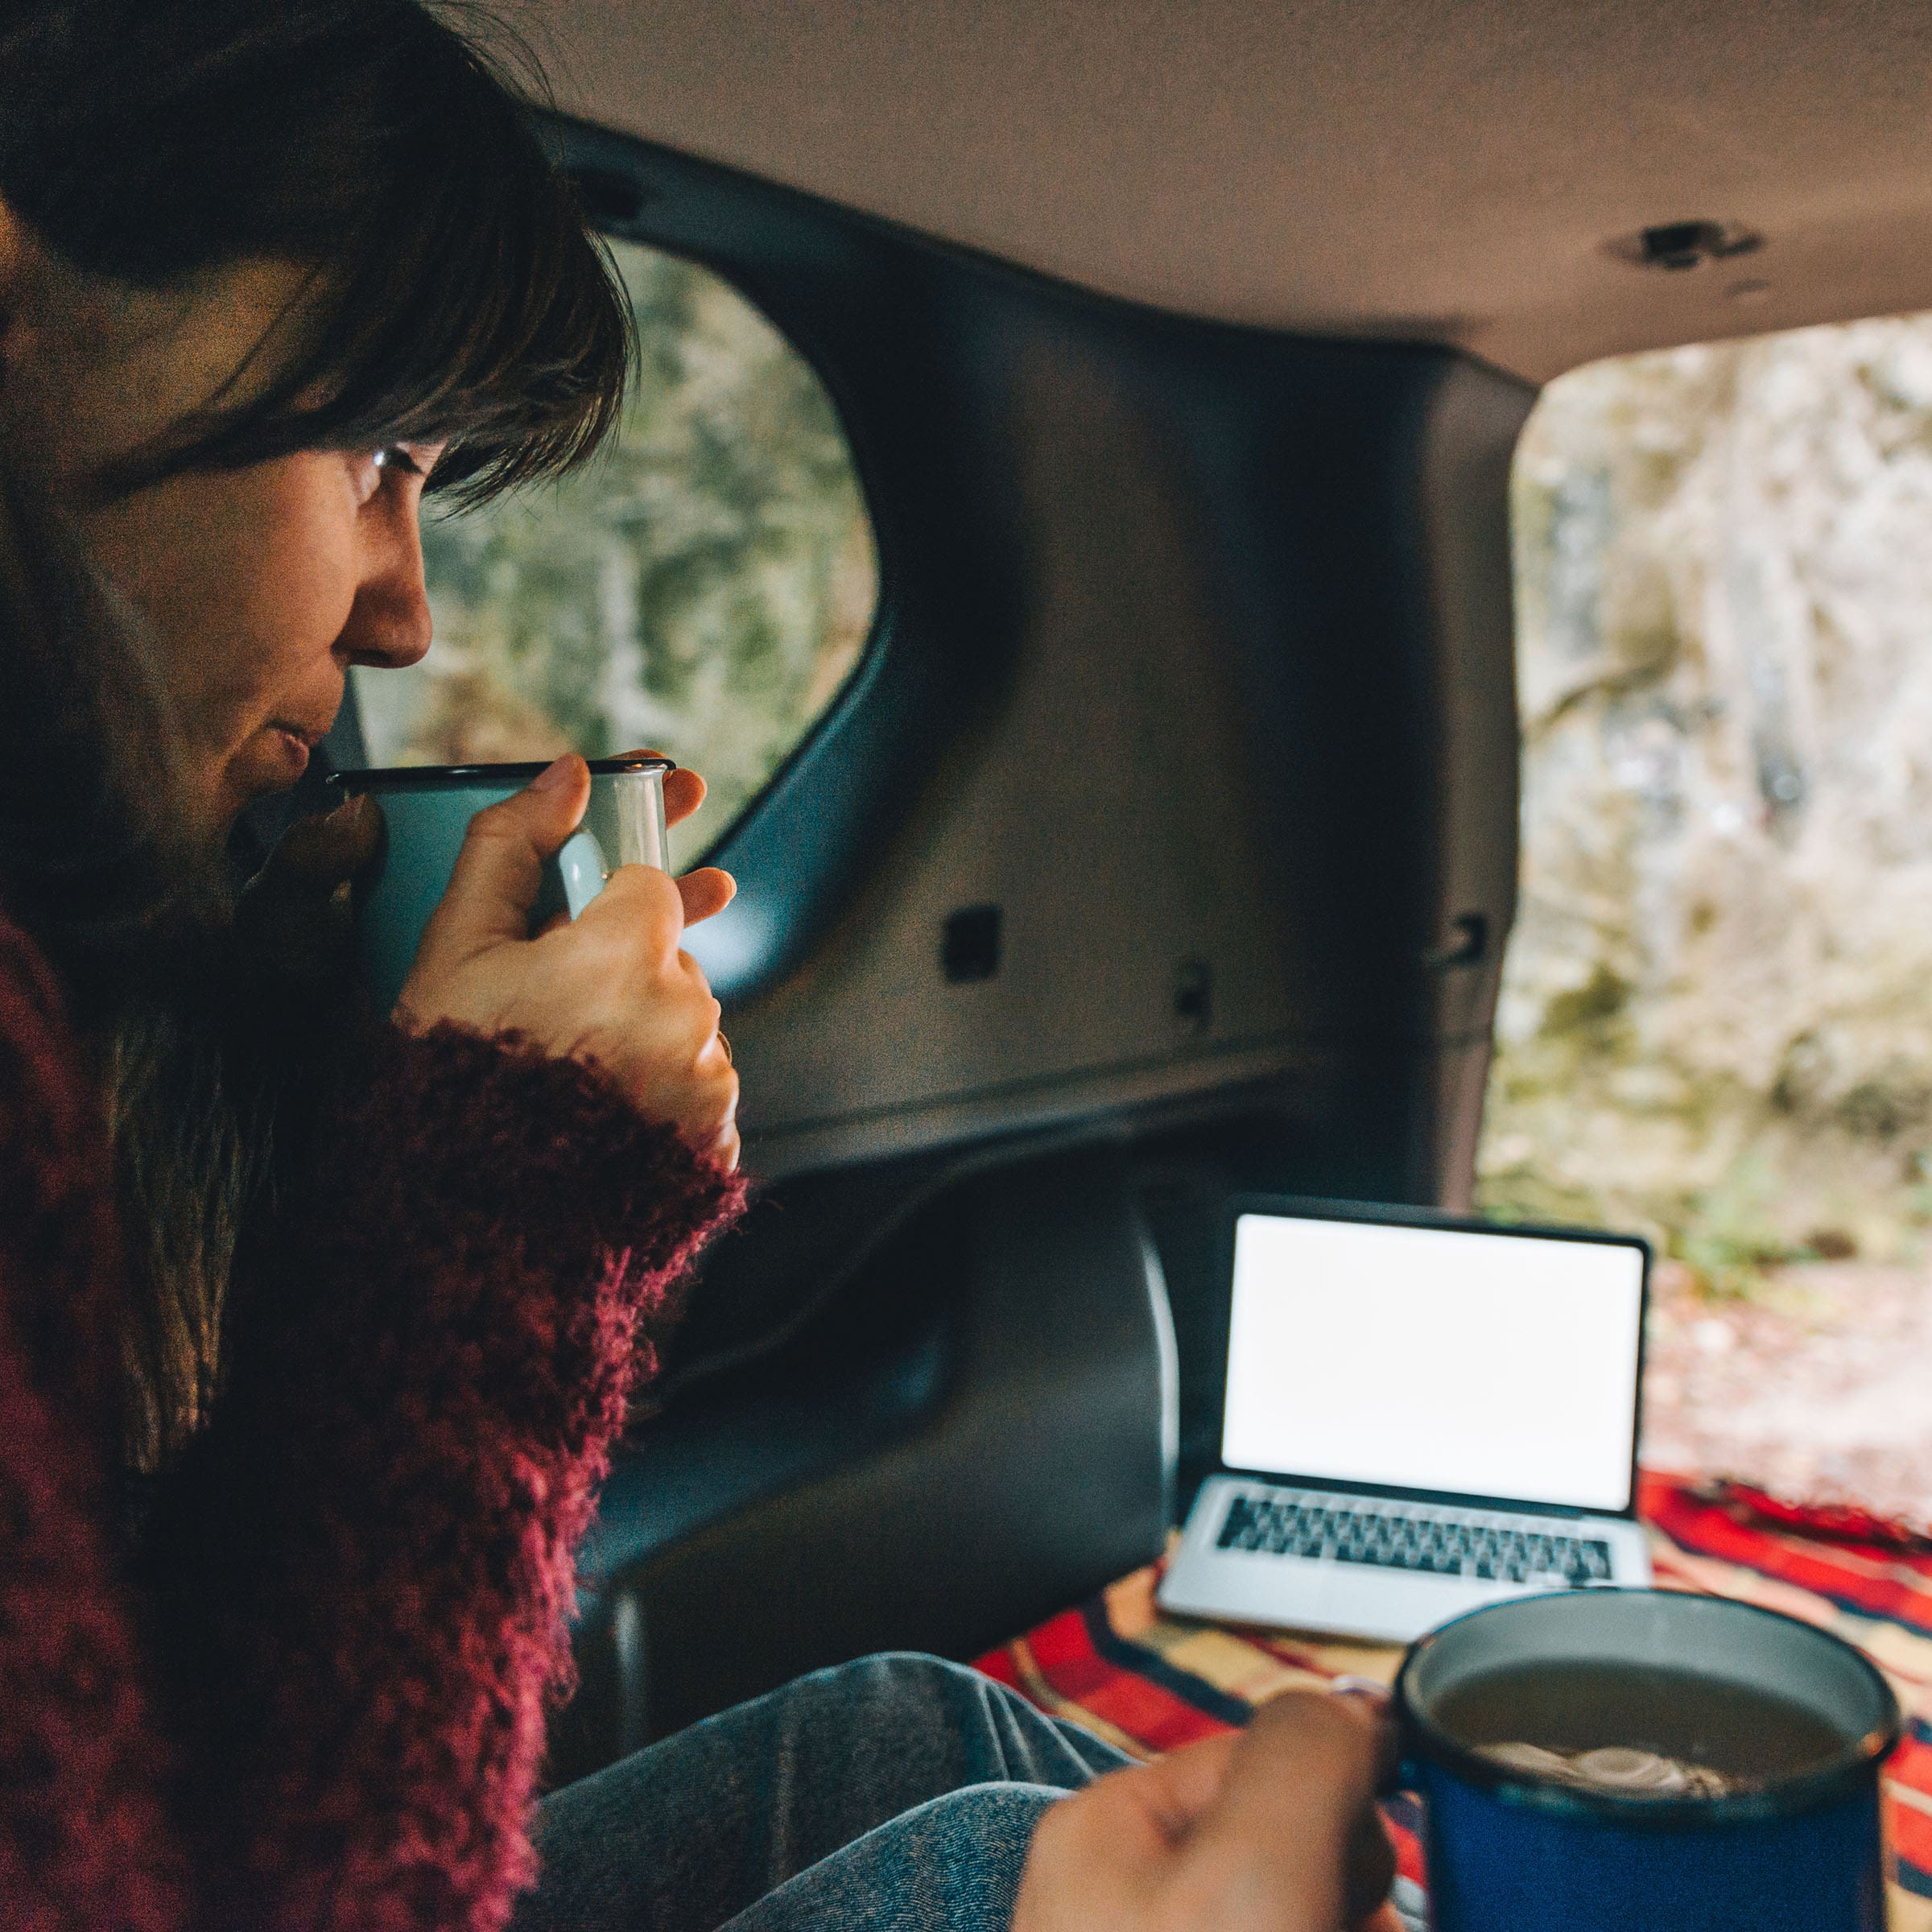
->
<box><xmin>102</xmin><ymin>9</ymin><xmax>633</xmax><ymax>508</ymax></box>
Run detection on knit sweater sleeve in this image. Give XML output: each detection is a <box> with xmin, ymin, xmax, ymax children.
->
<box><xmin>140</xmin><ymin>1020</ymin><xmax>745</xmax><ymax>1932</ymax></box>
<box><xmin>0</xmin><ymin>919</ymin><xmax>192</xmax><ymax>1932</ymax></box>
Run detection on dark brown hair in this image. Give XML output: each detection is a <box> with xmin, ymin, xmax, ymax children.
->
<box><xmin>0</xmin><ymin>0</ymin><xmax>632</xmax><ymax>507</ymax></box>
<box><xmin>0</xmin><ymin>467</ymin><xmax>253</xmax><ymax>1476</ymax></box>
<box><xmin>0</xmin><ymin>0</ymin><xmax>635</xmax><ymax>1472</ymax></box>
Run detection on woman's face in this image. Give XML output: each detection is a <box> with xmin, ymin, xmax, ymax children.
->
<box><xmin>2</xmin><ymin>246</ymin><xmax>445</xmax><ymax>834</ymax></box>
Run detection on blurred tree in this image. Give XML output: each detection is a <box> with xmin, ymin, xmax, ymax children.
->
<box><xmin>353</xmin><ymin>240</ymin><xmax>877</xmax><ymax>866</ymax></box>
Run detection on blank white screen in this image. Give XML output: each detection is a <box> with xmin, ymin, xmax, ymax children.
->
<box><xmin>1220</xmin><ymin>1214</ymin><xmax>1644</xmax><ymax>1513</ymax></box>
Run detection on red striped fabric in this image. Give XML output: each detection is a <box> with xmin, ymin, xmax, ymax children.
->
<box><xmin>973</xmin><ymin>1472</ymin><xmax>1932</xmax><ymax>1925</ymax></box>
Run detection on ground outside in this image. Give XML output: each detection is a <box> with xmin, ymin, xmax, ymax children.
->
<box><xmin>973</xmin><ymin>1472</ymin><xmax>1932</xmax><ymax>1930</ymax></box>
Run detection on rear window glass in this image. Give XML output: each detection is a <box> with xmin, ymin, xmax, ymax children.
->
<box><xmin>349</xmin><ymin>237</ymin><xmax>879</xmax><ymax>865</ymax></box>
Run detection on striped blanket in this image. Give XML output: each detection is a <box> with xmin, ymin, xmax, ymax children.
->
<box><xmin>974</xmin><ymin>1472</ymin><xmax>1932</xmax><ymax>1929</ymax></box>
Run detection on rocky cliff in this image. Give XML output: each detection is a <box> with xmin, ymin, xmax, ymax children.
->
<box><xmin>1479</xmin><ymin>317</ymin><xmax>1932</xmax><ymax>1286</ymax></box>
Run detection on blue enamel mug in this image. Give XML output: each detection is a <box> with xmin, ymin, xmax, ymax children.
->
<box><xmin>1393</xmin><ymin>1590</ymin><xmax>1900</xmax><ymax>1932</ymax></box>
<box><xmin>325</xmin><ymin>756</ymin><xmax>674</xmax><ymax>1013</ymax></box>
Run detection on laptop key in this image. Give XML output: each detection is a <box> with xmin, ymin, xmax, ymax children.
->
<box><xmin>1216</xmin><ymin>1494</ymin><xmax>1619</xmax><ymax>1587</ymax></box>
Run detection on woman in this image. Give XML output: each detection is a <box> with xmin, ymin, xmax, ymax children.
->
<box><xmin>0</xmin><ymin>3</ymin><xmax>1399</xmax><ymax>1930</ymax></box>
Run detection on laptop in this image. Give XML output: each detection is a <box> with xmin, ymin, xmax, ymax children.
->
<box><xmin>1158</xmin><ymin>1197</ymin><xmax>1652</xmax><ymax>1643</ymax></box>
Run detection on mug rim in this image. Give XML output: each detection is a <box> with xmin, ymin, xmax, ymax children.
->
<box><xmin>326</xmin><ymin>754</ymin><xmax>676</xmax><ymax>791</ymax></box>
<box><xmin>1393</xmin><ymin>1587</ymin><xmax>1901</xmax><ymax>1827</ymax></box>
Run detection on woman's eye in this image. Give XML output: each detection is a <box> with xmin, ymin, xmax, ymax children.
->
<box><xmin>373</xmin><ymin>445</ymin><xmax>425</xmax><ymax>480</ymax></box>
<box><xmin>350</xmin><ymin>444</ymin><xmax>430</xmax><ymax>507</ymax></box>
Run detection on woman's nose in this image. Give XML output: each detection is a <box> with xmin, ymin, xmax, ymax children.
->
<box><xmin>341</xmin><ymin>495</ymin><xmax>434</xmax><ymax>670</ymax></box>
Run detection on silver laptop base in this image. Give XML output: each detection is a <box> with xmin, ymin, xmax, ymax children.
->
<box><xmin>1158</xmin><ymin>1474</ymin><xmax>1653</xmax><ymax>1645</ymax></box>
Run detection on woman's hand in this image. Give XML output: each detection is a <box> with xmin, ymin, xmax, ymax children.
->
<box><xmin>237</xmin><ymin>786</ymin><xmax>384</xmax><ymax>980</ymax></box>
<box><xmin>1012</xmin><ymin>1686</ymin><xmax>1402</xmax><ymax>1932</ymax></box>
<box><xmin>396</xmin><ymin>753</ymin><xmax>741</xmax><ymax>1170</ymax></box>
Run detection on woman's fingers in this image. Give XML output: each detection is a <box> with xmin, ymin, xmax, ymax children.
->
<box><xmin>612</xmin><ymin>746</ymin><xmax>707</xmax><ymax>828</ymax></box>
<box><xmin>1121</xmin><ymin>1730</ymin><xmax>1243</xmax><ymax>1847</ymax></box>
<box><xmin>696</xmin><ymin>1049</ymin><xmax>741</xmax><ymax>1170</ymax></box>
<box><xmin>575</xmin><ymin>861</ymin><xmax>687</xmax><ymax>964</ymax></box>
<box><xmin>416</xmin><ymin>755</ymin><xmax>590</xmax><ymax>964</ymax></box>
<box><xmin>1342</xmin><ymin>1798</ymin><xmax>1400</xmax><ymax>1927</ymax></box>
<box><xmin>238</xmin><ymin>791</ymin><xmax>382</xmax><ymax>979</ymax></box>
<box><xmin>663</xmin><ymin>765</ymin><xmax>706</xmax><ymax>826</ymax></box>
<box><xmin>1013</xmin><ymin>1688</ymin><xmax>1400</xmax><ymax>1932</ymax></box>
<box><xmin>535</xmin><ymin>866</ymin><xmax>730</xmax><ymax>933</ymax></box>
<box><xmin>1204</xmin><ymin>1690</ymin><xmax>1398</xmax><ymax>1926</ymax></box>
<box><xmin>1328</xmin><ymin>1678</ymin><xmax>1401</xmax><ymax>1788</ymax></box>
<box><xmin>677</xmin><ymin>866</ymin><xmax>737</xmax><ymax>926</ymax></box>
<box><xmin>260</xmin><ymin>791</ymin><xmax>383</xmax><ymax>890</ymax></box>
<box><xmin>398</xmin><ymin>763</ymin><xmax>740</xmax><ymax>1166</ymax></box>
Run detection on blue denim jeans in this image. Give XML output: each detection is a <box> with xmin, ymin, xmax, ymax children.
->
<box><xmin>513</xmin><ymin>1650</ymin><xmax>1431</xmax><ymax>1932</ymax></box>
<box><xmin>510</xmin><ymin>1652</ymin><xmax>1133</xmax><ymax>1932</ymax></box>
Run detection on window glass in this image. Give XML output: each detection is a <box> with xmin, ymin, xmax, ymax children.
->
<box><xmin>350</xmin><ymin>237</ymin><xmax>879</xmax><ymax>865</ymax></box>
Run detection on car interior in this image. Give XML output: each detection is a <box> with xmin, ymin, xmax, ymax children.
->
<box><xmin>316</xmin><ymin>1</ymin><xmax>1932</xmax><ymax>1786</ymax></box>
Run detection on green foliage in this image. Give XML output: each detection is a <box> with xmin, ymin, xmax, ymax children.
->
<box><xmin>1670</xmin><ymin>1153</ymin><xmax>1806</xmax><ymax>1299</ymax></box>
<box><xmin>352</xmin><ymin>241</ymin><xmax>878</xmax><ymax>864</ymax></box>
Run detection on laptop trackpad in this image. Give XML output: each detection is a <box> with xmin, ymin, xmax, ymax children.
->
<box><xmin>1321</xmin><ymin>1567</ymin><xmax>1559</xmax><ymax>1642</ymax></box>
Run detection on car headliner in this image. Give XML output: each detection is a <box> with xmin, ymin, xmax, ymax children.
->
<box><xmin>526</xmin><ymin>0</ymin><xmax>1932</xmax><ymax>384</ymax></box>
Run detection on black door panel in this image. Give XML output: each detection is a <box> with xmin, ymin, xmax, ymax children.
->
<box><xmin>463</xmin><ymin>120</ymin><xmax>1537</xmax><ymax>1774</ymax></box>
<box><xmin>550</xmin><ymin>1148</ymin><xmax>1175</xmax><ymax>1778</ymax></box>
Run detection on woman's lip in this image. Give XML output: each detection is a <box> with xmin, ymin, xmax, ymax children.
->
<box><xmin>264</xmin><ymin>726</ymin><xmax>313</xmax><ymax>778</ymax></box>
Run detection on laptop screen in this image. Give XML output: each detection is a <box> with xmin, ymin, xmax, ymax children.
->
<box><xmin>1220</xmin><ymin>1211</ymin><xmax>1645</xmax><ymax>1514</ymax></box>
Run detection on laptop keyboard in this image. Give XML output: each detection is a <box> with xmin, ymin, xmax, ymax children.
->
<box><xmin>1216</xmin><ymin>1492</ymin><xmax>1614</xmax><ymax>1586</ymax></box>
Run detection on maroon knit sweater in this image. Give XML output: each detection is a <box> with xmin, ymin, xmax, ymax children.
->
<box><xmin>0</xmin><ymin>906</ymin><xmax>745</xmax><ymax>1932</ymax></box>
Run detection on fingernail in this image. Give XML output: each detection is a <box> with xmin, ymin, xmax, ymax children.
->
<box><xmin>531</xmin><ymin>756</ymin><xmax>573</xmax><ymax>794</ymax></box>
<box><xmin>1331</xmin><ymin>1675</ymin><xmax>1391</xmax><ymax>1702</ymax></box>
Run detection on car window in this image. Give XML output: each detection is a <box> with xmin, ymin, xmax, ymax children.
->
<box><xmin>350</xmin><ymin>237</ymin><xmax>879</xmax><ymax>865</ymax></box>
